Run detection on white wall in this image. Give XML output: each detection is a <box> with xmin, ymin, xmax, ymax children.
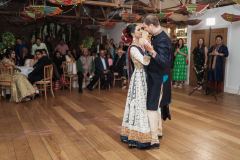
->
<box><xmin>187</xmin><ymin>5</ymin><xmax>240</xmax><ymax>94</ymax></box>
<box><xmin>106</xmin><ymin>22</ymin><xmax>127</xmax><ymax>46</ymax></box>
<box><xmin>106</xmin><ymin>22</ymin><xmax>170</xmax><ymax>46</ymax></box>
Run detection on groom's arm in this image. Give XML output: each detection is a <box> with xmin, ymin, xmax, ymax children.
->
<box><xmin>151</xmin><ymin>38</ymin><xmax>172</xmax><ymax>69</ymax></box>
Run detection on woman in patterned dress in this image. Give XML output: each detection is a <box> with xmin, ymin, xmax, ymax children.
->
<box><xmin>172</xmin><ymin>38</ymin><xmax>188</xmax><ymax>88</ymax></box>
<box><xmin>192</xmin><ymin>38</ymin><xmax>208</xmax><ymax>90</ymax></box>
<box><xmin>120</xmin><ymin>24</ymin><xmax>155</xmax><ymax>149</ymax></box>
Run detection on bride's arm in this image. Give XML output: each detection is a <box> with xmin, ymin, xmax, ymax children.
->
<box><xmin>130</xmin><ymin>47</ymin><xmax>150</xmax><ymax>65</ymax></box>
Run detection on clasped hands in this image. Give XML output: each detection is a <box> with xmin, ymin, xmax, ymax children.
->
<box><xmin>140</xmin><ymin>38</ymin><xmax>156</xmax><ymax>57</ymax></box>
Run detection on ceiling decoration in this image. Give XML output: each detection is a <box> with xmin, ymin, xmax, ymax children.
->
<box><xmin>22</xmin><ymin>5</ymin><xmax>62</xmax><ymax>19</ymax></box>
<box><xmin>221</xmin><ymin>13</ymin><xmax>240</xmax><ymax>22</ymax></box>
<box><xmin>48</xmin><ymin>0</ymin><xmax>85</xmax><ymax>6</ymax></box>
<box><xmin>0</xmin><ymin>0</ymin><xmax>236</xmax><ymax>26</ymax></box>
<box><xmin>182</xmin><ymin>3</ymin><xmax>209</xmax><ymax>14</ymax></box>
<box><xmin>121</xmin><ymin>12</ymin><xmax>142</xmax><ymax>22</ymax></box>
<box><xmin>158</xmin><ymin>12</ymin><xmax>173</xmax><ymax>20</ymax></box>
<box><xmin>233</xmin><ymin>0</ymin><xmax>240</xmax><ymax>5</ymax></box>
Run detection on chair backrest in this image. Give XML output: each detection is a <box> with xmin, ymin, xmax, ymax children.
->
<box><xmin>43</xmin><ymin>64</ymin><xmax>53</xmax><ymax>81</ymax></box>
<box><xmin>0</xmin><ymin>63</ymin><xmax>14</xmax><ymax>75</ymax></box>
<box><xmin>63</xmin><ymin>61</ymin><xmax>74</xmax><ymax>75</ymax></box>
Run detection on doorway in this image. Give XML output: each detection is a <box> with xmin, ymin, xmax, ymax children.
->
<box><xmin>189</xmin><ymin>28</ymin><xmax>228</xmax><ymax>88</ymax></box>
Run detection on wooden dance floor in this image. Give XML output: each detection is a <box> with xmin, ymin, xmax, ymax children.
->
<box><xmin>0</xmin><ymin>88</ymin><xmax>240</xmax><ymax>160</ymax></box>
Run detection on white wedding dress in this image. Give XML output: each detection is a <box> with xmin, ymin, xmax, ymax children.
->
<box><xmin>120</xmin><ymin>45</ymin><xmax>152</xmax><ymax>149</ymax></box>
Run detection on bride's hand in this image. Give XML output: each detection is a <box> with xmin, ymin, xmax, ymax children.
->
<box><xmin>144</xmin><ymin>42</ymin><xmax>154</xmax><ymax>53</ymax></box>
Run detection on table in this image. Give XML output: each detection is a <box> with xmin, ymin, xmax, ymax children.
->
<box><xmin>17</xmin><ymin>66</ymin><xmax>33</xmax><ymax>76</ymax></box>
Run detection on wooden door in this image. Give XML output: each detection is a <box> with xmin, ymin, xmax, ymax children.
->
<box><xmin>189</xmin><ymin>28</ymin><xmax>228</xmax><ymax>86</ymax></box>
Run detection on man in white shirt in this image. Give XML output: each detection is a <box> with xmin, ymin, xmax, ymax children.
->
<box><xmin>31</xmin><ymin>38</ymin><xmax>49</xmax><ymax>55</ymax></box>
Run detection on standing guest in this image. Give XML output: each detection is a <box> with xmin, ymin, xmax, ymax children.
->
<box><xmin>15</xmin><ymin>38</ymin><xmax>27</xmax><ymax>64</ymax></box>
<box><xmin>28</xmin><ymin>50</ymin><xmax>52</xmax><ymax>84</ymax></box>
<box><xmin>107</xmin><ymin>39</ymin><xmax>116</xmax><ymax>60</ymax></box>
<box><xmin>45</xmin><ymin>36</ymin><xmax>54</xmax><ymax>59</ymax></box>
<box><xmin>172</xmin><ymin>38</ymin><xmax>188</xmax><ymax>88</ymax></box>
<box><xmin>107</xmin><ymin>53</ymin><xmax>113</xmax><ymax>68</ymax></box>
<box><xmin>55</xmin><ymin>40</ymin><xmax>69</xmax><ymax>56</ymax></box>
<box><xmin>72</xmin><ymin>48</ymin><xmax>80</xmax><ymax>60</ymax></box>
<box><xmin>31</xmin><ymin>38</ymin><xmax>48</xmax><ymax>56</ymax></box>
<box><xmin>192</xmin><ymin>38</ymin><xmax>208</xmax><ymax>90</ymax></box>
<box><xmin>20</xmin><ymin>47</ymin><xmax>34</xmax><ymax>66</ymax></box>
<box><xmin>53</xmin><ymin>51</ymin><xmax>64</xmax><ymax>76</ymax></box>
<box><xmin>208</xmin><ymin>35</ymin><xmax>229</xmax><ymax>93</ymax></box>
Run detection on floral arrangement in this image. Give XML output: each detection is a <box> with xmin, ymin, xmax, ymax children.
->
<box><xmin>82</xmin><ymin>37</ymin><xmax>94</xmax><ymax>49</ymax></box>
<box><xmin>0</xmin><ymin>32</ymin><xmax>15</xmax><ymax>56</ymax></box>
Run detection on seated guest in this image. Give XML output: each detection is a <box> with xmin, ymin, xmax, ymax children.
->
<box><xmin>112</xmin><ymin>48</ymin><xmax>126</xmax><ymax>77</ymax></box>
<box><xmin>107</xmin><ymin>53</ymin><xmax>113</xmax><ymax>70</ymax></box>
<box><xmin>87</xmin><ymin>49</ymin><xmax>112</xmax><ymax>90</ymax></box>
<box><xmin>28</xmin><ymin>49</ymin><xmax>52</xmax><ymax>84</ymax></box>
<box><xmin>31</xmin><ymin>38</ymin><xmax>48</xmax><ymax>55</ymax></box>
<box><xmin>20</xmin><ymin>47</ymin><xmax>34</xmax><ymax>66</ymax></box>
<box><xmin>76</xmin><ymin>48</ymin><xmax>95</xmax><ymax>93</ymax></box>
<box><xmin>0</xmin><ymin>49</ymin><xmax>35</xmax><ymax>102</ymax></box>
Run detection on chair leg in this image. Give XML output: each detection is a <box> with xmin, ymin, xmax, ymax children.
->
<box><xmin>113</xmin><ymin>77</ymin><xmax>115</xmax><ymax>87</ymax></box>
<box><xmin>70</xmin><ymin>78</ymin><xmax>72</xmax><ymax>92</ymax></box>
<box><xmin>44</xmin><ymin>84</ymin><xmax>47</xmax><ymax>100</ymax></box>
<box><xmin>0</xmin><ymin>87</ymin><xmax>2</xmax><ymax>100</ymax></box>
<box><xmin>50</xmin><ymin>83</ymin><xmax>55</xmax><ymax>98</ymax></box>
<box><xmin>98</xmin><ymin>80</ymin><xmax>100</xmax><ymax>91</ymax></box>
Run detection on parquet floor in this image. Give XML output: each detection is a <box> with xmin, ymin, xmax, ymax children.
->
<box><xmin>0</xmin><ymin>87</ymin><xmax>240</xmax><ymax>160</ymax></box>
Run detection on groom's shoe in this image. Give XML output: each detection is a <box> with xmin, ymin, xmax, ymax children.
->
<box><xmin>150</xmin><ymin>143</ymin><xmax>160</xmax><ymax>149</ymax></box>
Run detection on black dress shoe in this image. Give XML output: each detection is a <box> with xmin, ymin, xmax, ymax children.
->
<box><xmin>150</xmin><ymin>143</ymin><xmax>160</xmax><ymax>149</ymax></box>
<box><xmin>87</xmin><ymin>86</ymin><xmax>93</xmax><ymax>91</ymax></box>
<box><xmin>78</xmin><ymin>89</ymin><xmax>83</xmax><ymax>93</ymax></box>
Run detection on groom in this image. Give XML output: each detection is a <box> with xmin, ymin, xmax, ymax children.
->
<box><xmin>142</xmin><ymin>14</ymin><xmax>172</xmax><ymax>148</ymax></box>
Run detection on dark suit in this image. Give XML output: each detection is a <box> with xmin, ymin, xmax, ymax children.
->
<box><xmin>88</xmin><ymin>56</ymin><xmax>112</xmax><ymax>89</ymax></box>
<box><xmin>147</xmin><ymin>31</ymin><xmax>172</xmax><ymax>120</ymax></box>
<box><xmin>112</xmin><ymin>54</ymin><xmax>126</xmax><ymax>77</ymax></box>
<box><xmin>28</xmin><ymin>56</ymin><xmax>52</xmax><ymax>84</ymax></box>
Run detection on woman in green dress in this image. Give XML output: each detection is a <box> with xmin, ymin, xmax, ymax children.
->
<box><xmin>172</xmin><ymin>38</ymin><xmax>188</xmax><ymax>88</ymax></box>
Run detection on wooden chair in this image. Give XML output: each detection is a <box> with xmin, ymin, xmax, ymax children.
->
<box><xmin>0</xmin><ymin>64</ymin><xmax>13</xmax><ymax>100</ymax></box>
<box><xmin>62</xmin><ymin>61</ymin><xmax>77</xmax><ymax>92</ymax></box>
<box><xmin>35</xmin><ymin>64</ymin><xmax>54</xmax><ymax>100</ymax></box>
<box><xmin>97</xmin><ymin>79</ymin><xmax>110</xmax><ymax>91</ymax></box>
<box><xmin>113</xmin><ymin>72</ymin><xmax>123</xmax><ymax>87</ymax></box>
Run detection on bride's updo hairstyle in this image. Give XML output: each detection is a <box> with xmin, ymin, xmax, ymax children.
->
<box><xmin>121</xmin><ymin>24</ymin><xmax>137</xmax><ymax>44</ymax></box>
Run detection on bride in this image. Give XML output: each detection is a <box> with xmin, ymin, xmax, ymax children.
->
<box><xmin>120</xmin><ymin>24</ymin><xmax>157</xmax><ymax>149</ymax></box>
